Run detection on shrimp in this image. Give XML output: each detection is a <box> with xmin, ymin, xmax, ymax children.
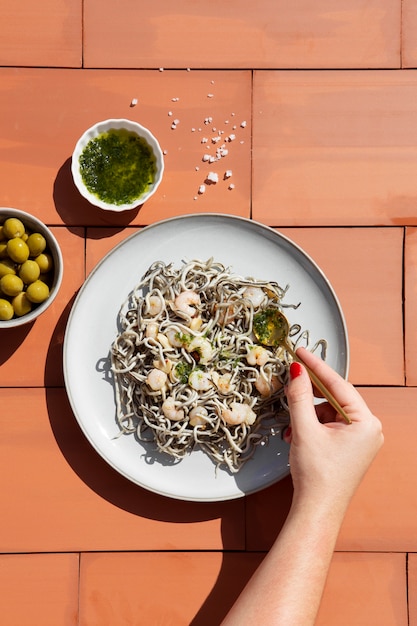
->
<box><xmin>187</xmin><ymin>336</ymin><xmax>214</xmax><ymax>364</ymax></box>
<box><xmin>243</xmin><ymin>286</ymin><xmax>265</xmax><ymax>308</ymax></box>
<box><xmin>211</xmin><ymin>371</ymin><xmax>234</xmax><ymax>394</ymax></box>
<box><xmin>189</xmin><ymin>369</ymin><xmax>212</xmax><ymax>391</ymax></box>
<box><xmin>162</xmin><ymin>397</ymin><xmax>184</xmax><ymax>422</ymax></box>
<box><xmin>146</xmin><ymin>294</ymin><xmax>163</xmax><ymax>316</ymax></box>
<box><xmin>189</xmin><ymin>406</ymin><xmax>208</xmax><ymax>427</ymax></box>
<box><xmin>221</xmin><ymin>402</ymin><xmax>256</xmax><ymax>426</ymax></box>
<box><xmin>166</xmin><ymin>328</ymin><xmax>186</xmax><ymax>348</ymax></box>
<box><xmin>146</xmin><ymin>368</ymin><xmax>168</xmax><ymax>391</ymax></box>
<box><xmin>255</xmin><ymin>374</ymin><xmax>282</xmax><ymax>397</ymax></box>
<box><xmin>174</xmin><ymin>290</ymin><xmax>200</xmax><ymax>317</ymax></box>
<box><xmin>145</xmin><ymin>322</ymin><xmax>159</xmax><ymax>339</ymax></box>
<box><xmin>246</xmin><ymin>345</ymin><xmax>270</xmax><ymax>366</ymax></box>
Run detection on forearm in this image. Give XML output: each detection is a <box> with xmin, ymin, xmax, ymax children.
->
<box><xmin>221</xmin><ymin>496</ymin><xmax>346</xmax><ymax>626</ymax></box>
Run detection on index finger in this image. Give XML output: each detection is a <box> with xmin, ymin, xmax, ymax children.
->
<box><xmin>295</xmin><ymin>347</ymin><xmax>370</xmax><ymax>420</ymax></box>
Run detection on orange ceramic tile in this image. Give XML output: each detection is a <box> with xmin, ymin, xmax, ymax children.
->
<box><xmin>253</xmin><ymin>70</ymin><xmax>417</xmax><ymax>226</ymax></box>
<box><xmin>408</xmin><ymin>553</ymin><xmax>417</xmax><ymax>625</ymax></box>
<box><xmin>0</xmin><ymin>227</ymin><xmax>84</xmax><ymax>387</ymax></box>
<box><xmin>405</xmin><ymin>227</ymin><xmax>417</xmax><ymax>385</ymax></box>
<box><xmin>247</xmin><ymin>388</ymin><xmax>417</xmax><ymax>552</ymax></box>
<box><xmin>0</xmin><ymin>387</ymin><xmax>244</xmax><ymax>552</ymax></box>
<box><xmin>0</xmin><ymin>68</ymin><xmax>251</xmax><ymax>227</ymax></box>
<box><xmin>0</xmin><ymin>553</ymin><xmax>79</xmax><ymax>626</ymax></box>
<box><xmin>317</xmin><ymin>552</ymin><xmax>407</xmax><ymax>626</ymax></box>
<box><xmin>280</xmin><ymin>227</ymin><xmax>404</xmax><ymax>386</ymax></box>
<box><xmin>80</xmin><ymin>551</ymin><xmax>264</xmax><ymax>625</ymax></box>
<box><xmin>84</xmin><ymin>0</ymin><xmax>400</xmax><ymax>69</ymax></box>
<box><xmin>0</xmin><ymin>0</ymin><xmax>81</xmax><ymax>67</ymax></box>
<box><xmin>85</xmin><ymin>227</ymin><xmax>140</xmax><ymax>275</ymax></box>
<box><xmin>402</xmin><ymin>1</ymin><xmax>417</xmax><ymax>68</ymax></box>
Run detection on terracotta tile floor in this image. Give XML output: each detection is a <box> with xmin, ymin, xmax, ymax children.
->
<box><xmin>0</xmin><ymin>1</ymin><xmax>415</xmax><ymax>624</ymax></box>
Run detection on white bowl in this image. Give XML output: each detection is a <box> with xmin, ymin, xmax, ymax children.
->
<box><xmin>0</xmin><ymin>207</ymin><xmax>63</xmax><ymax>328</ymax></box>
<box><xmin>71</xmin><ymin>119</ymin><xmax>164</xmax><ymax>212</ymax></box>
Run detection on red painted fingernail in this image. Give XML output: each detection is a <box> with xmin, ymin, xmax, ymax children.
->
<box><xmin>290</xmin><ymin>362</ymin><xmax>303</xmax><ymax>379</ymax></box>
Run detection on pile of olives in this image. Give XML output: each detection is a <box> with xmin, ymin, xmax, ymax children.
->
<box><xmin>0</xmin><ymin>217</ymin><xmax>54</xmax><ymax>321</ymax></box>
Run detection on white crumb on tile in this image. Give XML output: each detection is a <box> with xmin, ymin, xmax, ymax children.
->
<box><xmin>198</xmin><ymin>184</ymin><xmax>206</xmax><ymax>194</ymax></box>
<box><xmin>240</xmin><ymin>120</ymin><xmax>247</xmax><ymax>127</ymax></box>
<box><xmin>201</xmin><ymin>137</ymin><xmax>208</xmax><ymax>143</ymax></box>
<box><xmin>207</xmin><ymin>93</ymin><xmax>214</xmax><ymax>98</ymax></box>
<box><xmin>168</xmin><ymin>111</ymin><xmax>173</xmax><ymax>116</ymax></box>
<box><xmin>202</xmin><ymin>154</ymin><xmax>210</xmax><ymax>162</ymax></box>
<box><xmin>228</xmin><ymin>183</ymin><xmax>235</xmax><ymax>190</ymax></box>
<box><xmin>159</xmin><ymin>67</ymin><xmax>164</xmax><ymax>71</ymax></box>
<box><xmin>227</xmin><ymin>134</ymin><xmax>236</xmax><ymax>142</ymax></box>
<box><xmin>224</xmin><ymin>170</ymin><xmax>233</xmax><ymax>179</ymax></box>
<box><xmin>130</xmin><ymin>98</ymin><xmax>138</xmax><ymax>107</ymax></box>
<box><xmin>206</xmin><ymin>172</ymin><xmax>219</xmax><ymax>183</ymax></box>
<box><xmin>195</xmin><ymin>166</ymin><xmax>200</xmax><ymax>171</ymax></box>
<box><xmin>163</xmin><ymin>150</ymin><xmax>168</xmax><ymax>155</ymax></box>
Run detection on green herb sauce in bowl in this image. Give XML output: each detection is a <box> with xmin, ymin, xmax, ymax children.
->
<box><xmin>72</xmin><ymin>119</ymin><xmax>164</xmax><ymax>212</ymax></box>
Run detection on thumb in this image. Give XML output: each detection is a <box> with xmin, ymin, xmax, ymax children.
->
<box><xmin>286</xmin><ymin>361</ymin><xmax>318</xmax><ymax>438</ymax></box>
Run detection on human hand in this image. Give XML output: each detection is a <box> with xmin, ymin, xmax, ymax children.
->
<box><xmin>283</xmin><ymin>347</ymin><xmax>384</xmax><ymax>516</ymax></box>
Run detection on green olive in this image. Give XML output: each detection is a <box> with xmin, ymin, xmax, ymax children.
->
<box><xmin>27</xmin><ymin>232</ymin><xmax>46</xmax><ymax>257</ymax></box>
<box><xmin>0</xmin><ymin>242</ymin><xmax>8</xmax><ymax>258</ymax></box>
<box><xmin>0</xmin><ymin>298</ymin><xmax>14</xmax><ymax>320</ymax></box>
<box><xmin>12</xmin><ymin>292</ymin><xmax>32</xmax><ymax>317</ymax></box>
<box><xmin>7</xmin><ymin>238</ymin><xmax>30</xmax><ymax>264</ymax></box>
<box><xmin>0</xmin><ymin>258</ymin><xmax>16</xmax><ymax>278</ymax></box>
<box><xmin>26</xmin><ymin>280</ymin><xmax>50</xmax><ymax>303</ymax></box>
<box><xmin>34</xmin><ymin>253</ymin><xmax>53</xmax><ymax>273</ymax></box>
<box><xmin>3</xmin><ymin>217</ymin><xmax>25</xmax><ymax>239</ymax></box>
<box><xmin>19</xmin><ymin>260</ymin><xmax>40</xmax><ymax>284</ymax></box>
<box><xmin>0</xmin><ymin>274</ymin><xmax>24</xmax><ymax>297</ymax></box>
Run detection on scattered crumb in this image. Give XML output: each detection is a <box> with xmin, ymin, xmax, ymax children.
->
<box><xmin>172</xmin><ymin>97</ymin><xmax>179</xmax><ymax>102</ymax></box>
<box><xmin>198</xmin><ymin>184</ymin><xmax>206</xmax><ymax>194</ymax></box>
<box><xmin>163</xmin><ymin>150</ymin><xmax>168</xmax><ymax>155</ymax></box>
<box><xmin>240</xmin><ymin>121</ymin><xmax>247</xmax><ymax>128</ymax></box>
<box><xmin>168</xmin><ymin>111</ymin><xmax>173</xmax><ymax>116</ymax></box>
<box><xmin>224</xmin><ymin>170</ymin><xmax>233</xmax><ymax>179</ymax></box>
<box><xmin>207</xmin><ymin>93</ymin><xmax>214</xmax><ymax>98</ymax></box>
<box><xmin>227</xmin><ymin>134</ymin><xmax>236</xmax><ymax>142</ymax></box>
<box><xmin>159</xmin><ymin>67</ymin><xmax>164</xmax><ymax>72</ymax></box>
<box><xmin>228</xmin><ymin>183</ymin><xmax>235</xmax><ymax>190</ymax></box>
<box><xmin>130</xmin><ymin>98</ymin><xmax>138</xmax><ymax>107</ymax></box>
<box><xmin>206</xmin><ymin>172</ymin><xmax>219</xmax><ymax>184</ymax></box>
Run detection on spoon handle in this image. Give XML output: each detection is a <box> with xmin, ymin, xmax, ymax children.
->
<box><xmin>284</xmin><ymin>342</ymin><xmax>352</xmax><ymax>425</ymax></box>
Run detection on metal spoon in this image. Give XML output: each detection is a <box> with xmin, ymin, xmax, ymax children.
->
<box><xmin>253</xmin><ymin>309</ymin><xmax>351</xmax><ymax>425</ymax></box>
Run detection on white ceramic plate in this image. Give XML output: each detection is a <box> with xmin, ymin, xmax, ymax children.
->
<box><xmin>63</xmin><ymin>214</ymin><xmax>348</xmax><ymax>501</ymax></box>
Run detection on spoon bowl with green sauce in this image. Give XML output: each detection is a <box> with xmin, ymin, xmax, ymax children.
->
<box><xmin>253</xmin><ymin>308</ymin><xmax>351</xmax><ymax>424</ymax></box>
<box><xmin>71</xmin><ymin>119</ymin><xmax>164</xmax><ymax>212</ymax></box>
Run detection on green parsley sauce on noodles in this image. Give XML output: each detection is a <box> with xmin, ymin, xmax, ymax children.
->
<box><xmin>79</xmin><ymin>128</ymin><xmax>156</xmax><ymax>205</ymax></box>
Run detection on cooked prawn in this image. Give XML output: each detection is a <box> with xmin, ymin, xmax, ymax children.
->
<box><xmin>255</xmin><ymin>374</ymin><xmax>282</xmax><ymax>397</ymax></box>
<box><xmin>211</xmin><ymin>371</ymin><xmax>234</xmax><ymax>394</ymax></box>
<box><xmin>145</xmin><ymin>322</ymin><xmax>159</xmax><ymax>339</ymax></box>
<box><xmin>221</xmin><ymin>402</ymin><xmax>256</xmax><ymax>426</ymax></box>
<box><xmin>189</xmin><ymin>406</ymin><xmax>209</xmax><ymax>426</ymax></box>
<box><xmin>162</xmin><ymin>397</ymin><xmax>184</xmax><ymax>421</ymax></box>
<box><xmin>146</xmin><ymin>294</ymin><xmax>163</xmax><ymax>316</ymax></box>
<box><xmin>189</xmin><ymin>369</ymin><xmax>212</xmax><ymax>391</ymax></box>
<box><xmin>174</xmin><ymin>290</ymin><xmax>200</xmax><ymax>317</ymax></box>
<box><xmin>243</xmin><ymin>286</ymin><xmax>265</xmax><ymax>308</ymax></box>
<box><xmin>146</xmin><ymin>368</ymin><xmax>168</xmax><ymax>391</ymax></box>
<box><xmin>187</xmin><ymin>336</ymin><xmax>214</xmax><ymax>364</ymax></box>
<box><xmin>246</xmin><ymin>345</ymin><xmax>270</xmax><ymax>366</ymax></box>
